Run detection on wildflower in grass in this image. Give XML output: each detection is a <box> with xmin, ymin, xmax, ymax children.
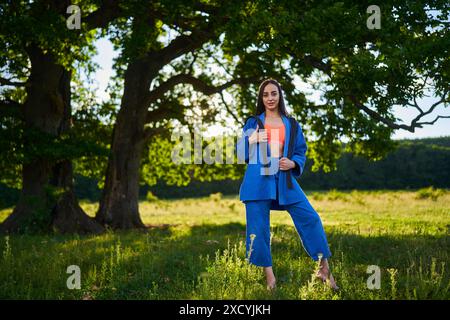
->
<box><xmin>3</xmin><ymin>235</ymin><xmax>11</xmax><ymax>261</ymax></box>
<box><xmin>247</xmin><ymin>234</ymin><xmax>256</xmax><ymax>262</ymax></box>
<box><xmin>387</xmin><ymin>268</ymin><xmax>398</xmax><ymax>299</ymax></box>
<box><xmin>316</xmin><ymin>252</ymin><xmax>323</xmax><ymax>270</ymax></box>
<box><xmin>318</xmin><ymin>252</ymin><xmax>323</xmax><ymax>261</ymax></box>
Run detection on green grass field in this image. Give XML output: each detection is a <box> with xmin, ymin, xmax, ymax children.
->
<box><xmin>0</xmin><ymin>188</ymin><xmax>449</xmax><ymax>300</ymax></box>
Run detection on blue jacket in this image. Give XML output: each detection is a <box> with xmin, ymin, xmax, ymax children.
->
<box><xmin>236</xmin><ymin>112</ymin><xmax>308</xmax><ymax>209</ymax></box>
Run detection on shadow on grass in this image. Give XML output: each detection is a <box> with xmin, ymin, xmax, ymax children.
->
<box><xmin>0</xmin><ymin>222</ymin><xmax>448</xmax><ymax>299</ymax></box>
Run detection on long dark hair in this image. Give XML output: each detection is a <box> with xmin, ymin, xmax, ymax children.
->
<box><xmin>255</xmin><ymin>79</ymin><xmax>289</xmax><ymax>117</ymax></box>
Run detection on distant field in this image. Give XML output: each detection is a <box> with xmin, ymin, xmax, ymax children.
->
<box><xmin>0</xmin><ymin>189</ymin><xmax>449</xmax><ymax>299</ymax></box>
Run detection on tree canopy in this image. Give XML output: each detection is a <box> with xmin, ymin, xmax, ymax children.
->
<box><xmin>0</xmin><ymin>0</ymin><xmax>448</xmax><ymax>232</ymax></box>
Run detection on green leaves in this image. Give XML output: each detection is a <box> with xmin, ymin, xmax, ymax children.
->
<box><xmin>142</xmin><ymin>133</ymin><xmax>245</xmax><ymax>187</ymax></box>
<box><xmin>2</xmin><ymin>0</ymin><xmax>449</xmax><ymax>188</ymax></box>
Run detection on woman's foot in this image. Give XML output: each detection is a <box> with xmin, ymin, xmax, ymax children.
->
<box><xmin>264</xmin><ymin>266</ymin><xmax>277</xmax><ymax>292</ymax></box>
<box><xmin>315</xmin><ymin>259</ymin><xmax>339</xmax><ymax>291</ymax></box>
<box><xmin>266</xmin><ymin>279</ymin><xmax>277</xmax><ymax>292</ymax></box>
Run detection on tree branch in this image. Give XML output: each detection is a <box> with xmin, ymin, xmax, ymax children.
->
<box><xmin>142</xmin><ymin>125</ymin><xmax>170</xmax><ymax>142</ymax></box>
<box><xmin>145</xmin><ymin>107</ymin><xmax>174</xmax><ymax>123</ymax></box>
<box><xmin>146</xmin><ymin>74</ymin><xmax>256</xmax><ymax>104</ymax></box>
<box><xmin>293</xmin><ymin>46</ymin><xmax>448</xmax><ymax>133</ymax></box>
<box><xmin>285</xmin><ymin>46</ymin><xmax>332</xmax><ymax>77</ymax></box>
<box><xmin>0</xmin><ymin>99</ymin><xmax>23</xmax><ymax>118</ymax></box>
<box><xmin>350</xmin><ymin>93</ymin><xmax>450</xmax><ymax>132</ymax></box>
<box><xmin>144</xmin><ymin>99</ymin><xmax>189</xmax><ymax>139</ymax></box>
<box><xmin>0</xmin><ymin>77</ymin><xmax>28</xmax><ymax>87</ymax></box>
<box><xmin>219</xmin><ymin>91</ymin><xmax>242</xmax><ymax>125</ymax></box>
<box><xmin>84</xmin><ymin>0</ymin><xmax>124</xmax><ymax>30</ymax></box>
<box><xmin>410</xmin><ymin>93</ymin><xmax>448</xmax><ymax>126</ymax></box>
<box><xmin>148</xmin><ymin>2</ymin><xmax>220</xmax><ymax>32</ymax></box>
<box><xmin>144</xmin><ymin>74</ymin><xmax>257</xmax><ymax>129</ymax></box>
<box><xmin>149</xmin><ymin>9</ymin><xmax>230</xmax><ymax>70</ymax></box>
<box><xmin>416</xmin><ymin>115</ymin><xmax>450</xmax><ymax>126</ymax></box>
<box><xmin>303</xmin><ymin>55</ymin><xmax>332</xmax><ymax>76</ymax></box>
<box><xmin>150</xmin><ymin>29</ymin><xmax>215</xmax><ymax>69</ymax></box>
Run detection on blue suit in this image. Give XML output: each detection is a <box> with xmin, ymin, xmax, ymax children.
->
<box><xmin>236</xmin><ymin>112</ymin><xmax>332</xmax><ymax>266</ymax></box>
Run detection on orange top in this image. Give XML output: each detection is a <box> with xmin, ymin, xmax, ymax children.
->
<box><xmin>264</xmin><ymin>122</ymin><xmax>285</xmax><ymax>156</ymax></box>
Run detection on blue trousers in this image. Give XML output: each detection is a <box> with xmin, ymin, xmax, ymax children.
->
<box><xmin>244</xmin><ymin>170</ymin><xmax>332</xmax><ymax>267</ymax></box>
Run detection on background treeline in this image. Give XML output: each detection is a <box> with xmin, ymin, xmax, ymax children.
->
<box><xmin>2</xmin><ymin>136</ymin><xmax>448</xmax><ymax>207</ymax></box>
<box><xmin>143</xmin><ymin>136</ymin><xmax>450</xmax><ymax>198</ymax></box>
<box><xmin>146</xmin><ymin>136</ymin><xmax>450</xmax><ymax>197</ymax></box>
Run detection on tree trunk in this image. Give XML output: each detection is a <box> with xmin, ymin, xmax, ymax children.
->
<box><xmin>51</xmin><ymin>160</ymin><xmax>104</xmax><ymax>234</ymax></box>
<box><xmin>96</xmin><ymin>60</ymin><xmax>152</xmax><ymax>229</ymax></box>
<box><xmin>95</xmin><ymin>132</ymin><xmax>146</xmax><ymax>229</ymax></box>
<box><xmin>50</xmin><ymin>67</ymin><xmax>104</xmax><ymax>234</ymax></box>
<box><xmin>0</xmin><ymin>45</ymin><xmax>104</xmax><ymax>234</ymax></box>
<box><xmin>1</xmin><ymin>160</ymin><xmax>51</xmax><ymax>233</ymax></box>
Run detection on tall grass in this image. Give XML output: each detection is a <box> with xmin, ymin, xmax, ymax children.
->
<box><xmin>0</xmin><ymin>189</ymin><xmax>448</xmax><ymax>299</ymax></box>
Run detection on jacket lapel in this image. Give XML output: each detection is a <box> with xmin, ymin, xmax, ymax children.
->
<box><xmin>257</xmin><ymin>112</ymin><xmax>270</xmax><ymax>159</ymax></box>
<box><xmin>282</xmin><ymin>115</ymin><xmax>290</xmax><ymax>158</ymax></box>
<box><xmin>258</xmin><ymin>112</ymin><xmax>265</xmax><ymax>126</ymax></box>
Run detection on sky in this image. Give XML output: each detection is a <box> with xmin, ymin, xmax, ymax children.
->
<box><xmin>91</xmin><ymin>38</ymin><xmax>450</xmax><ymax>140</ymax></box>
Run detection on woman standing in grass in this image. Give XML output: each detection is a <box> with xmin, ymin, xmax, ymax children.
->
<box><xmin>237</xmin><ymin>79</ymin><xmax>338</xmax><ymax>291</ymax></box>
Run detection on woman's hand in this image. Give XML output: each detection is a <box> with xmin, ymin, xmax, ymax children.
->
<box><xmin>249</xmin><ymin>125</ymin><xmax>268</xmax><ymax>144</ymax></box>
<box><xmin>279</xmin><ymin>157</ymin><xmax>295</xmax><ymax>171</ymax></box>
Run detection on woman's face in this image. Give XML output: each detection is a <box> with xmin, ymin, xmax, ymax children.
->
<box><xmin>262</xmin><ymin>83</ymin><xmax>280</xmax><ymax>112</ymax></box>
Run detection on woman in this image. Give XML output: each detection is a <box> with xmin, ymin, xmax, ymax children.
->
<box><xmin>236</xmin><ymin>79</ymin><xmax>338</xmax><ymax>291</ymax></box>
